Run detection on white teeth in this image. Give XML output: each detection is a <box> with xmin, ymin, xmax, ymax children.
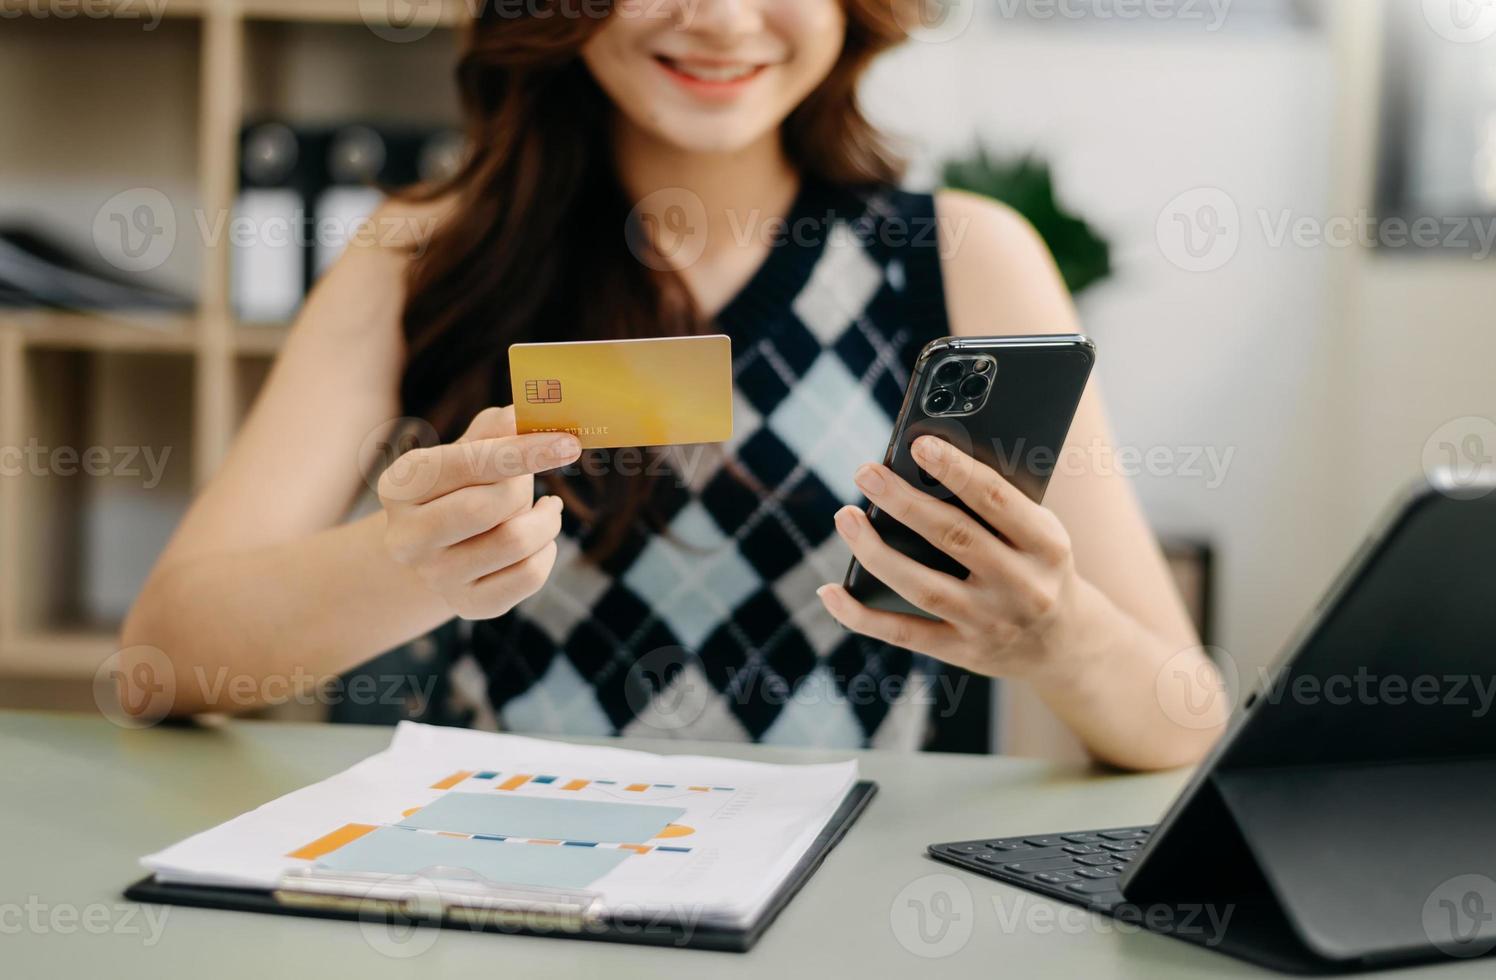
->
<box><xmin>667</xmin><ymin>60</ymin><xmax>759</xmax><ymax>83</ymax></box>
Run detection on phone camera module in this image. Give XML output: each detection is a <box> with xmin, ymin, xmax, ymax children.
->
<box><xmin>958</xmin><ymin>375</ymin><xmax>990</xmax><ymax>400</ymax></box>
<box><xmin>973</xmin><ymin>358</ymin><xmax>993</xmax><ymax>375</ymax></box>
<box><xmin>933</xmin><ymin>360</ymin><xmax>965</xmax><ymax>387</ymax></box>
<box><xmin>925</xmin><ymin>388</ymin><xmax>956</xmax><ymax>415</ymax></box>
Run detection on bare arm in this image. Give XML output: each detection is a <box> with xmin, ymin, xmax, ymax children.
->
<box><xmin>118</xmin><ymin>202</ymin><xmax>578</xmax><ymax>716</ymax></box>
<box><xmin>819</xmin><ymin>191</ymin><xmax>1225</xmax><ymax>771</ymax></box>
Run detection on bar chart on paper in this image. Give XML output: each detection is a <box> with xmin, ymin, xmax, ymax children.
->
<box><xmin>141</xmin><ymin>723</ymin><xmax>861</xmax><ymax>926</ymax></box>
<box><xmin>281</xmin><ymin>759</ymin><xmax>757</xmax><ymax>893</ymax></box>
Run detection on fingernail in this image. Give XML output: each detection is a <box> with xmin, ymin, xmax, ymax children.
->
<box><xmin>547</xmin><ymin>436</ymin><xmax>581</xmax><ymax>461</ymax></box>
<box><xmin>854</xmin><ymin>464</ymin><xmax>886</xmax><ymax>497</ymax></box>
<box><xmin>834</xmin><ymin>507</ymin><xmax>861</xmax><ymax>541</ymax></box>
<box><xmin>544</xmin><ymin>495</ymin><xmax>564</xmax><ymax>511</ymax></box>
<box><xmin>914</xmin><ymin>437</ymin><xmax>943</xmax><ymax>460</ymax></box>
<box><xmin>816</xmin><ymin>585</ymin><xmax>839</xmax><ymax>607</ymax></box>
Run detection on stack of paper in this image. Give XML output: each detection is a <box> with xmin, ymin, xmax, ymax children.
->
<box><xmin>142</xmin><ymin>723</ymin><xmax>859</xmax><ymax>930</ymax></box>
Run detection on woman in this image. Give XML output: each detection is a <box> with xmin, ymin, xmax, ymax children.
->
<box><xmin>121</xmin><ymin>0</ymin><xmax>1224</xmax><ymax>769</ymax></box>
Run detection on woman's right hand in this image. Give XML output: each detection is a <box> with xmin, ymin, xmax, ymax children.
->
<box><xmin>378</xmin><ymin>406</ymin><xmax>583</xmax><ymax>620</ymax></box>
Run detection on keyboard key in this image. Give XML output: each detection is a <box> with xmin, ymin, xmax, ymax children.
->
<box><xmin>1113</xmin><ymin>852</ymin><xmax>1135</xmax><ymax>862</ymax></box>
<box><xmin>985</xmin><ymin>842</ymin><xmax>1026</xmax><ymax>851</ymax></box>
<box><xmin>1024</xmin><ymin>837</ymin><xmax>1069</xmax><ymax>847</ymax></box>
<box><xmin>1100</xmin><ymin>830</ymin><xmax>1150</xmax><ymax>841</ymax></box>
<box><xmin>949</xmin><ymin>843</ymin><xmax>986</xmax><ymax>854</ymax></box>
<box><xmin>1074</xmin><ymin>867</ymin><xmax>1121</xmax><ymax>879</ymax></box>
<box><xmin>1063</xmin><ymin>845</ymin><xmax>1104</xmax><ymax>855</ymax></box>
<box><xmin>1005</xmin><ymin>858</ymin><xmax>1081</xmax><ymax>874</ymax></box>
<box><xmin>992</xmin><ymin>846</ymin><xmax>1067</xmax><ymax>860</ymax></box>
<box><xmin>1075</xmin><ymin>854</ymin><xmax>1116</xmax><ymax>866</ymax></box>
<box><xmin>1063</xmin><ymin>833</ymin><xmax>1106</xmax><ymax>844</ymax></box>
<box><xmin>1035</xmin><ymin>872</ymin><xmax>1080</xmax><ymax>884</ymax></box>
<box><xmin>1067</xmin><ymin>879</ymin><xmax>1125</xmax><ymax>894</ymax></box>
<box><xmin>1101</xmin><ymin>841</ymin><xmax>1141</xmax><ymax>852</ymax></box>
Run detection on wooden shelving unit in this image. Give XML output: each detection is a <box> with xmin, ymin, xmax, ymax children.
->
<box><xmin>0</xmin><ymin>0</ymin><xmax>461</xmax><ymax>693</ymax></box>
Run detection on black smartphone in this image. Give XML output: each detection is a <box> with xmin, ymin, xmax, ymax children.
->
<box><xmin>844</xmin><ymin>334</ymin><xmax>1096</xmax><ymax>619</ymax></box>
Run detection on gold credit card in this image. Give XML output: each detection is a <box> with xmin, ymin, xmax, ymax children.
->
<box><xmin>509</xmin><ymin>335</ymin><xmax>734</xmax><ymax>450</ymax></box>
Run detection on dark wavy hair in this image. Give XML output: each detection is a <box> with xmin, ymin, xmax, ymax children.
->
<box><xmin>400</xmin><ymin>0</ymin><xmax>912</xmax><ymax>558</ymax></box>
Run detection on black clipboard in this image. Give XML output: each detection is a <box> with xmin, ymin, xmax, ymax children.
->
<box><xmin>125</xmin><ymin>780</ymin><xmax>876</xmax><ymax>953</ymax></box>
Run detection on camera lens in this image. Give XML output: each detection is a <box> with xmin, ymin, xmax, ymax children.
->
<box><xmin>973</xmin><ymin>359</ymin><xmax>993</xmax><ymax>375</ymax></box>
<box><xmin>925</xmin><ymin>388</ymin><xmax>956</xmax><ymax>415</ymax></box>
<box><xmin>934</xmin><ymin>360</ymin><xmax>965</xmax><ymax>386</ymax></box>
<box><xmin>959</xmin><ymin>375</ymin><xmax>990</xmax><ymax>400</ymax></box>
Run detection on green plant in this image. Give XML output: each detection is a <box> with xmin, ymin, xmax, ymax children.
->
<box><xmin>942</xmin><ymin>149</ymin><xmax>1113</xmax><ymax>296</ymax></box>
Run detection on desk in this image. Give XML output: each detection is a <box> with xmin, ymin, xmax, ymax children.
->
<box><xmin>2</xmin><ymin>711</ymin><xmax>1481</xmax><ymax>977</ymax></box>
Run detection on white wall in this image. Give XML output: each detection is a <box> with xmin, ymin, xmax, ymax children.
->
<box><xmin>862</xmin><ymin>15</ymin><xmax>1348</xmax><ymax>675</ymax></box>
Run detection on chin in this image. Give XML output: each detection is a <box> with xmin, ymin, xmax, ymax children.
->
<box><xmin>653</xmin><ymin>122</ymin><xmax>772</xmax><ymax>156</ymax></box>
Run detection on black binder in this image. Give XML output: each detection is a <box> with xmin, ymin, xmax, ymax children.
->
<box><xmin>125</xmin><ymin>780</ymin><xmax>875</xmax><ymax>953</ymax></box>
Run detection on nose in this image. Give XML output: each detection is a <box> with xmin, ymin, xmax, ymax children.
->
<box><xmin>677</xmin><ymin>0</ymin><xmax>764</xmax><ymax>40</ymax></box>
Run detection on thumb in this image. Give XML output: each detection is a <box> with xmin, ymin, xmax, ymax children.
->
<box><xmin>458</xmin><ymin>406</ymin><xmax>517</xmax><ymax>444</ymax></box>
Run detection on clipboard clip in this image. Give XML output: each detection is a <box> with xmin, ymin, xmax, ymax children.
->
<box><xmin>274</xmin><ymin>866</ymin><xmax>604</xmax><ymax>933</ymax></box>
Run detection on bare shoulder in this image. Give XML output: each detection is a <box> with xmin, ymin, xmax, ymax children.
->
<box><xmin>934</xmin><ymin>189</ymin><xmax>1080</xmax><ymax>337</ymax></box>
<box><xmin>362</xmin><ymin>193</ymin><xmax>461</xmax><ymax>257</ymax></box>
<box><xmin>286</xmin><ymin>192</ymin><xmax>457</xmax><ymax>354</ymax></box>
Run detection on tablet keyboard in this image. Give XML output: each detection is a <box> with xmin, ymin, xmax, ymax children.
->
<box><xmin>928</xmin><ymin>826</ymin><xmax>1155</xmax><ymax>911</ymax></box>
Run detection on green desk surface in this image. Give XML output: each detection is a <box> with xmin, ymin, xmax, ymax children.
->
<box><xmin>1</xmin><ymin>711</ymin><xmax>1480</xmax><ymax>977</ymax></box>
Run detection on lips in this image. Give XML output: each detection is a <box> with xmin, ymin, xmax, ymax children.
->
<box><xmin>654</xmin><ymin>55</ymin><xmax>770</xmax><ymax>87</ymax></box>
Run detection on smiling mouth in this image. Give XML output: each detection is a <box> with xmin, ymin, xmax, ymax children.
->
<box><xmin>654</xmin><ymin>55</ymin><xmax>771</xmax><ymax>86</ymax></box>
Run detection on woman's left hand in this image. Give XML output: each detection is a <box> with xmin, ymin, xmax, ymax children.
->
<box><xmin>817</xmin><ymin>434</ymin><xmax>1102</xmax><ymax>683</ymax></box>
